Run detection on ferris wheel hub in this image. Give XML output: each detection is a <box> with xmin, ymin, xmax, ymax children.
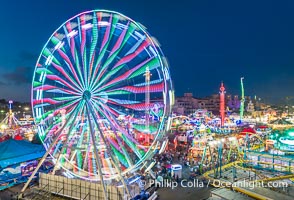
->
<box><xmin>83</xmin><ymin>90</ymin><xmax>92</xmax><ymax>101</ymax></box>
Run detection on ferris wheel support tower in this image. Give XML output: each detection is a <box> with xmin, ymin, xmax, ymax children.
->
<box><xmin>144</xmin><ymin>66</ymin><xmax>151</xmax><ymax>144</ymax></box>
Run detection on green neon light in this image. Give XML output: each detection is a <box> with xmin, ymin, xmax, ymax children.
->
<box><xmin>240</xmin><ymin>77</ymin><xmax>245</xmax><ymax>120</ymax></box>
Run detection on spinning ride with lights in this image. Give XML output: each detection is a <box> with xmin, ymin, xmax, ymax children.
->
<box><xmin>0</xmin><ymin>100</ymin><xmax>21</xmax><ymax>129</ymax></box>
<box><xmin>30</xmin><ymin>9</ymin><xmax>173</xmax><ymax>190</ymax></box>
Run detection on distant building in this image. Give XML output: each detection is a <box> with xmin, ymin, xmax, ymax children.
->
<box><xmin>246</xmin><ymin>100</ymin><xmax>255</xmax><ymax>113</ymax></box>
<box><xmin>173</xmin><ymin>92</ymin><xmax>266</xmax><ymax>116</ymax></box>
<box><xmin>173</xmin><ymin>93</ymin><xmax>220</xmax><ymax>115</ymax></box>
<box><xmin>173</xmin><ymin>93</ymin><xmax>199</xmax><ymax>115</ymax></box>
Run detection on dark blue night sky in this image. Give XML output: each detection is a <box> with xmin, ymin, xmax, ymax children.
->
<box><xmin>0</xmin><ymin>0</ymin><xmax>294</xmax><ymax>103</ymax></box>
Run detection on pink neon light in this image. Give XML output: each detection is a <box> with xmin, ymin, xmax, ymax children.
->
<box><xmin>56</xmin><ymin>49</ymin><xmax>81</xmax><ymax>86</ymax></box>
<box><xmin>33</xmin><ymin>98</ymin><xmax>59</xmax><ymax>105</ymax></box>
<box><xmin>46</xmin><ymin>75</ymin><xmax>80</xmax><ymax>93</ymax></box>
<box><xmin>51</xmin><ymin>62</ymin><xmax>80</xmax><ymax>88</ymax></box>
<box><xmin>99</xmin><ymin>57</ymin><xmax>153</xmax><ymax>91</ymax></box>
<box><xmin>219</xmin><ymin>82</ymin><xmax>226</xmax><ymax>127</ymax></box>
<box><xmin>65</xmin><ymin>22</ymin><xmax>76</xmax><ymax>61</ymax></box>
<box><xmin>99</xmin><ymin>15</ymin><xmax>112</xmax><ymax>54</ymax></box>
<box><xmin>96</xmin><ymin>12</ymin><xmax>102</xmax><ymax>29</ymax></box>
<box><xmin>113</xmin><ymin>40</ymin><xmax>149</xmax><ymax>69</ymax></box>
<box><xmin>80</xmin><ymin>14</ymin><xmax>86</xmax><ymax>61</ymax></box>
<box><xmin>93</xmin><ymin>105</ymin><xmax>139</xmax><ymax>145</ymax></box>
<box><xmin>122</xmin><ymin>82</ymin><xmax>164</xmax><ymax>94</ymax></box>
<box><xmin>108</xmin><ymin>22</ymin><xmax>129</xmax><ymax>56</ymax></box>
<box><xmin>107</xmin><ymin>137</ymin><xmax>123</xmax><ymax>153</ymax></box>
<box><xmin>34</xmin><ymin>85</ymin><xmax>56</xmax><ymax>91</ymax></box>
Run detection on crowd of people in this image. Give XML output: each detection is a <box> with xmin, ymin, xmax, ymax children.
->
<box><xmin>148</xmin><ymin>130</ymin><xmax>268</xmax><ymax>182</ymax></box>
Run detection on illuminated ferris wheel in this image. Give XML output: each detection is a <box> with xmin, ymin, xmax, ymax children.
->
<box><xmin>31</xmin><ymin>9</ymin><xmax>173</xmax><ymax>187</ymax></box>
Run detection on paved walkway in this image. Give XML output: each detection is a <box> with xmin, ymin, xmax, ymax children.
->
<box><xmin>155</xmin><ymin>149</ymin><xmax>213</xmax><ymax>200</ymax></box>
<box><xmin>157</xmin><ymin>180</ymin><xmax>213</xmax><ymax>200</ymax></box>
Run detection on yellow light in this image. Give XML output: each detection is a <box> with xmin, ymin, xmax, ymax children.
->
<box><xmin>1</xmin><ymin>124</ymin><xmax>7</xmax><ymax>129</ymax></box>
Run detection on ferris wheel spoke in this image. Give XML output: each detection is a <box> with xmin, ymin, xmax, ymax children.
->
<box><xmin>86</xmin><ymin>15</ymin><xmax>116</xmax><ymax>89</ymax></box>
<box><xmin>91</xmin><ymin>98</ymin><xmax>121</xmax><ymax>117</ymax></box>
<box><xmin>52</xmin><ymin>101</ymin><xmax>84</xmax><ymax>174</ymax></box>
<box><xmin>97</xmin><ymin>23</ymin><xmax>136</xmax><ymax>80</ymax></box>
<box><xmin>43</xmin><ymin>88</ymin><xmax>81</xmax><ymax>97</ymax></box>
<box><xmin>96</xmin><ymin>111</ymin><xmax>135</xmax><ymax>167</ymax></box>
<box><xmin>79</xmin><ymin>14</ymin><xmax>89</xmax><ymax>89</ymax></box>
<box><xmin>45</xmin><ymin>74</ymin><xmax>82</xmax><ymax>94</ymax></box>
<box><xmin>56</xmin><ymin>49</ymin><xmax>83</xmax><ymax>89</ymax></box>
<box><xmin>34</xmin><ymin>100</ymin><xmax>78</xmax><ymax>128</ymax></box>
<box><xmin>41</xmin><ymin>105</ymin><xmax>78</xmax><ymax>144</ymax></box>
<box><xmin>127</xmin><ymin>58</ymin><xmax>161</xmax><ymax>79</ymax></box>
<box><xmin>50</xmin><ymin>61</ymin><xmax>83</xmax><ymax>92</ymax></box>
<box><xmin>95</xmin><ymin>14</ymin><xmax>117</xmax><ymax>65</ymax></box>
<box><xmin>86</xmin><ymin>101</ymin><xmax>132</xmax><ymax>198</ymax></box>
<box><xmin>103</xmin><ymin>82</ymin><xmax>164</xmax><ymax>99</ymax></box>
<box><xmin>89</xmin><ymin>19</ymin><xmax>136</xmax><ymax>91</ymax></box>
<box><xmin>33</xmin><ymin>85</ymin><xmax>71</xmax><ymax>95</ymax></box>
<box><xmin>113</xmin><ymin>39</ymin><xmax>150</xmax><ymax>69</ymax></box>
<box><xmin>83</xmin><ymin>130</ymin><xmax>92</xmax><ymax>172</ymax></box>
<box><xmin>104</xmin><ymin>98</ymin><xmax>149</xmax><ymax>115</ymax></box>
<box><xmin>36</xmin><ymin>98</ymin><xmax>81</xmax><ymax>120</ymax></box>
<box><xmin>95</xmin><ymin>57</ymin><xmax>159</xmax><ymax>93</ymax></box>
<box><xmin>66</xmin><ymin>17</ymin><xmax>87</xmax><ymax>89</ymax></box>
<box><xmin>75</xmin><ymin>107</ymin><xmax>87</xmax><ymax>170</ymax></box>
<box><xmin>56</xmin><ymin>97</ymin><xmax>82</xmax><ymax>112</ymax></box>
<box><xmin>64</xmin><ymin>22</ymin><xmax>77</xmax><ymax>62</ymax></box>
<box><xmin>89</xmin><ymin>64</ymin><xmax>124</xmax><ymax>92</ymax></box>
<box><xmin>105</xmin><ymin>98</ymin><xmax>140</xmax><ymax>105</ymax></box>
<box><xmin>52</xmin><ymin>29</ymin><xmax>85</xmax><ymax>90</ymax></box>
<box><xmin>107</xmin><ymin>100</ymin><xmax>148</xmax><ymax>113</ymax></box>
<box><xmin>93</xmin><ymin>55</ymin><xmax>150</xmax><ymax>92</ymax></box>
<box><xmin>41</xmin><ymin>37</ymin><xmax>85</xmax><ymax>91</ymax></box>
<box><xmin>87</xmin><ymin>13</ymin><xmax>99</xmax><ymax>88</ymax></box>
<box><xmin>51</xmin><ymin>96</ymin><xmax>81</xmax><ymax>105</ymax></box>
<box><xmin>95</xmin><ymin>45</ymin><xmax>153</xmax><ymax>91</ymax></box>
<box><xmin>73</xmin><ymin>48</ymin><xmax>87</xmax><ymax>90</ymax></box>
<box><xmin>90</xmin><ymin>19</ymin><xmax>118</xmax><ymax>90</ymax></box>
<box><xmin>90</xmin><ymin>100</ymin><xmax>139</xmax><ymax>145</ymax></box>
<box><xmin>90</xmin><ymin>100</ymin><xmax>144</xmax><ymax>161</ymax></box>
<box><xmin>42</xmin><ymin>101</ymin><xmax>81</xmax><ymax>143</ymax></box>
<box><xmin>108</xmin><ymin>21</ymin><xmax>130</xmax><ymax>57</ymax></box>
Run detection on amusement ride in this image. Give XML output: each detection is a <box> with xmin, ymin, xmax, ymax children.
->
<box><xmin>0</xmin><ymin>100</ymin><xmax>21</xmax><ymax>129</ymax></box>
<box><xmin>21</xmin><ymin>9</ymin><xmax>174</xmax><ymax>199</ymax></box>
<box><xmin>240</xmin><ymin>77</ymin><xmax>245</xmax><ymax>122</ymax></box>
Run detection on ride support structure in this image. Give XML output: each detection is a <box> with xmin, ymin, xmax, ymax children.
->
<box><xmin>219</xmin><ymin>82</ymin><xmax>226</xmax><ymax>127</ymax></box>
<box><xmin>144</xmin><ymin>66</ymin><xmax>152</xmax><ymax>144</ymax></box>
<box><xmin>240</xmin><ymin>77</ymin><xmax>245</xmax><ymax>121</ymax></box>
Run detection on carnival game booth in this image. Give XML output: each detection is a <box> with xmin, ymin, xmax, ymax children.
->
<box><xmin>0</xmin><ymin>139</ymin><xmax>46</xmax><ymax>190</ymax></box>
<box><xmin>269</xmin><ymin>118</ymin><xmax>294</xmax><ymax>129</ymax></box>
